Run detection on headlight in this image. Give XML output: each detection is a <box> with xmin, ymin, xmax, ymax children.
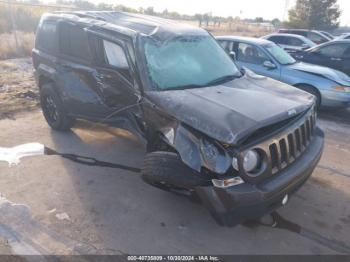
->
<box><xmin>200</xmin><ymin>139</ymin><xmax>231</xmax><ymax>174</ymax></box>
<box><xmin>200</xmin><ymin>139</ymin><xmax>219</xmax><ymax>166</ymax></box>
<box><xmin>232</xmin><ymin>149</ymin><xmax>260</xmax><ymax>173</ymax></box>
<box><xmin>333</xmin><ymin>86</ymin><xmax>350</xmax><ymax>92</ymax></box>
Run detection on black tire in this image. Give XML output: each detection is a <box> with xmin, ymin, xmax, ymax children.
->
<box><xmin>141</xmin><ymin>151</ymin><xmax>209</xmax><ymax>190</ymax></box>
<box><xmin>40</xmin><ymin>83</ymin><xmax>75</xmax><ymax>131</ymax></box>
<box><xmin>296</xmin><ymin>84</ymin><xmax>321</xmax><ymax>109</ymax></box>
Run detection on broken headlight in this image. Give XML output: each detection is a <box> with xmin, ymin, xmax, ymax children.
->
<box><xmin>232</xmin><ymin>149</ymin><xmax>261</xmax><ymax>173</ymax></box>
<box><xmin>200</xmin><ymin>139</ymin><xmax>220</xmax><ymax>167</ymax></box>
<box><xmin>199</xmin><ymin>139</ymin><xmax>231</xmax><ymax>174</ymax></box>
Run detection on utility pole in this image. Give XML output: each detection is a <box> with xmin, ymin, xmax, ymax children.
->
<box><xmin>283</xmin><ymin>0</ymin><xmax>290</xmax><ymax>21</ymax></box>
<box><xmin>8</xmin><ymin>0</ymin><xmax>19</xmax><ymax>52</ymax></box>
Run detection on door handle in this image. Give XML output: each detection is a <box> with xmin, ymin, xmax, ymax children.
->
<box><xmin>331</xmin><ymin>57</ymin><xmax>342</xmax><ymax>61</ymax></box>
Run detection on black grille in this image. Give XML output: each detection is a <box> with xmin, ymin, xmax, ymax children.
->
<box><xmin>269</xmin><ymin>113</ymin><xmax>316</xmax><ymax>174</ymax></box>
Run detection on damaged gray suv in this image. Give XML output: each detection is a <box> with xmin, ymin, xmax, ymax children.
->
<box><xmin>33</xmin><ymin>11</ymin><xmax>324</xmax><ymax>226</ymax></box>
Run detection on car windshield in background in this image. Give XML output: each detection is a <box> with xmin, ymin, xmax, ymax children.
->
<box><xmin>143</xmin><ymin>35</ymin><xmax>241</xmax><ymax>90</ymax></box>
<box><xmin>265</xmin><ymin>43</ymin><xmax>297</xmax><ymax>65</ymax></box>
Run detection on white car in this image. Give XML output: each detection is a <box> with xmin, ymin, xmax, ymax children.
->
<box><xmin>337</xmin><ymin>33</ymin><xmax>350</xmax><ymax>40</ymax></box>
<box><xmin>262</xmin><ymin>33</ymin><xmax>316</xmax><ymax>54</ymax></box>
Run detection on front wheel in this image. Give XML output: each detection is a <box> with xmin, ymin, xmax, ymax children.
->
<box><xmin>141</xmin><ymin>151</ymin><xmax>210</xmax><ymax>190</ymax></box>
<box><xmin>40</xmin><ymin>83</ymin><xmax>75</xmax><ymax>131</ymax></box>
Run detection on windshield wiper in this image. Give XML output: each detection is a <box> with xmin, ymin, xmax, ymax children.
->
<box><xmin>204</xmin><ymin>74</ymin><xmax>239</xmax><ymax>86</ymax></box>
<box><xmin>165</xmin><ymin>83</ymin><xmax>207</xmax><ymax>91</ymax></box>
<box><xmin>162</xmin><ymin>74</ymin><xmax>240</xmax><ymax>91</ymax></box>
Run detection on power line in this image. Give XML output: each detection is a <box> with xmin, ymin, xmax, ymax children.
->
<box><xmin>0</xmin><ymin>0</ymin><xmax>76</xmax><ymax>9</ymax></box>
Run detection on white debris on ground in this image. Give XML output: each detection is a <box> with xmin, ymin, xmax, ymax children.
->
<box><xmin>0</xmin><ymin>143</ymin><xmax>45</xmax><ymax>166</ymax></box>
<box><xmin>55</xmin><ymin>213</ymin><xmax>70</xmax><ymax>221</ymax></box>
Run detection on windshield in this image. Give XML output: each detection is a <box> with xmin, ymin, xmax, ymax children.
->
<box><xmin>142</xmin><ymin>35</ymin><xmax>241</xmax><ymax>90</ymax></box>
<box><xmin>265</xmin><ymin>43</ymin><xmax>296</xmax><ymax>65</ymax></box>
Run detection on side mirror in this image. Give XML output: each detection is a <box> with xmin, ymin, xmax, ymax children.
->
<box><xmin>229</xmin><ymin>51</ymin><xmax>236</xmax><ymax>60</ymax></box>
<box><xmin>263</xmin><ymin>60</ymin><xmax>277</xmax><ymax>70</ymax></box>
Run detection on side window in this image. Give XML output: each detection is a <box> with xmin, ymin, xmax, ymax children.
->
<box><xmin>269</xmin><ymin>36</ymin><xmax>285</xmax><ymax>44</ymax></box>
<box><xmin>103</xmin><ymin>40</ymin><xmax>129</xmax><ymax>69</ymax></box>
<box><xmin>59</xmin><ymin>23</ymin><xmax>91</xmax><ymax>61</ymax></box>
<box><xmin>307</xmin><ymin>32</ymin><xmax>324</xmax><ymax>43</ymax></box>
<box><xmin>237</xmin><ymin>43</ymin><xmax>268</xmax><ymax>65</ymax></box>
<box><xmin>318</xmin><ymin>44</ymin><xmax>348</xmax><ymax>58</ymax></box>
<box><xmin>285</xmin><ymin>37</ymin><xmax>303</xmax><ymax>46</ymax></box>
<box><xmin>292</xmin><ymin>31</ymin><xmax>307</xmax><ymax>37</ymax></box>
<box><xmin>36</xmin><ymin>21</ymin><xmax>57</xmax><ymax>53</ymax></box>
<box><xmin>218</xmin><ymin>40</ymin><xmax>233</xmax><ymax>53</ymax></box>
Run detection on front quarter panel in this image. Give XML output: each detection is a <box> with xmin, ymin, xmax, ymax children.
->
<box><xmin>280</xmin><ymin>66</ymin><xmax>334</xmax><ymax>91</ymax></box>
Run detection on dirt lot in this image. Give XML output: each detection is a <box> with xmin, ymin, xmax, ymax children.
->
<box><xmin>0</xmin><ymin>58</ymin><xmax>38</xmax><ymax>120</ymax></box>
<box><xmin>0</xmin><ymin>59</ymin><xmax>350</xmax><ymax>255</ymax></box>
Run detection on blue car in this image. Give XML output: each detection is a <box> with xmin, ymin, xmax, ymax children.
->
<box><xmin>216</xmin><ymin>36</ymin><xmax>350</xmax><ymax>108</ymax></box>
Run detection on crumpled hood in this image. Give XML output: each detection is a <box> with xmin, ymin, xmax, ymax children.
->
<box><xmin>146</xmin><ymin>74</ymin><xmax>314</xmax><ymax>145</ymax></box>
<box><xmin>288</xmin><ymin>62</ymin><xmax>350</xmax><ymax>86</ymax></box>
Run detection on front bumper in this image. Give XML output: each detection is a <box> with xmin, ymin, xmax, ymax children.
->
<box><xmin>195</xmin><ymin>127</ymin><xmax>324</xmax><ymax>227</ymax></box>
<box><xmin>321</xmin><ymin>90</ymin><xmax>350</xmax><ymax>108</ymax></box>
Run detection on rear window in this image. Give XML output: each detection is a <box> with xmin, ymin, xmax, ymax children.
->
<box><xmin>307</xmin><ymin>32</ymin><xmax>325</xmax><ymax>43</ymax></box>
<box><xmin>285</xmin><ymin>37</ymin><xmax>303</xmax><ymax>46</ymax></box>
<box><xmin>36</xmin><ymin>21</ymin><xmax>57</xmax><ymax>53</ymax></box>
<box><xmin>268</xmin><ymin>36</ymin><xmax>286</xmax><ymax>44</ymax></box>
<box><xmin>59</xmin><ymin>23</ymin><xmax>91</xmax><ymax>61</ymax></box>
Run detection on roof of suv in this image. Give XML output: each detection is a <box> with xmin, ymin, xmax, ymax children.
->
<box><xmin>264</xmin><ymin>33</ymin><xmax>309</xmax><ymax>40</ymax></box>
<box><xmin>279</xmin><ymin>29</ymin><xmax>317</xmax><ymax>32</ymax></box>
<box><xmin>44</xmin><ymin>11</ymin><xmax>204</xmax><ymax>38</ymax></box>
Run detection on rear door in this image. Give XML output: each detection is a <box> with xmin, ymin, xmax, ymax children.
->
<box><xmin>55</xmin><ymin>21</ymin><xmax>110</xmax><ymax>118</ymax></box>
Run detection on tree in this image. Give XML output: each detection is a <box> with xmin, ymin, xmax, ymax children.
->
<box><xmin>255</xmin><ymin>17</ymin><xmax>264</xmax><ymax>23</ymax></box>
<box><xmin>203</xmin><ymin>13</ymin><xmax>211</xmax><ymax>27</ymax></box>
<box><xmin>286</xmin><ymin>0</ymin><xmax>340</xmax><ymax>30</ymax></box>
<box><xmin>194</xmin><ymin>14</ymin><xmax>203</xmax><ymax>27</ymax></box>
<box><xmin>271</xmin><ymin>18</ymin><xmax>281</xmax><ymax>27</ymax></box>
<box><xmin>145</xmin><ymin>7</ymin><xmax>155</xmax><ymax>15</ymax></box>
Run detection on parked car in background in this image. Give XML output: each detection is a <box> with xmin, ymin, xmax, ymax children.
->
<box><xmin>336</xmin><ymin>33</ymin><xmax>350</xmax><ymax>40</ymax></box>
<box><xmin>217</xmin><ymin>36</ymin><xmax>350</xmax><ymax>108</ymax></box>
<box><xmin>293</xmin><ymin>40</ymin><xmax>350</xmax><ymax>76</ymax></box>
<box><xmin>262</xmin><ymin>33</ymin><xmax>316</xmax><ymax>54</ymax></box>
<box><xmin>278</xmin><ymin>29</ymin><xmax>331</xmax><ymax>44</ymax></box>
<box><xmin>320</xmin><ymin>31</ymin><xmax>334</xmax><ymax>40</ymax></box>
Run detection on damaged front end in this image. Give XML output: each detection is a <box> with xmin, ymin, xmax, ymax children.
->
<box><xmin>150</xmin><ymin>104</ymin><xmax>324</xmax><ymax>226</ymax></box>
<box><xmin>138</xmin><ymin>29</ymin><xmax>324</xmax><ymax>226</ymax></box>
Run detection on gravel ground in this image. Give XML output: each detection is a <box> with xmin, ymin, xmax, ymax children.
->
<box><xmin>0</xmin><ymin>58</ymin><xmax>38</xmax><ymax>120</ymax></box>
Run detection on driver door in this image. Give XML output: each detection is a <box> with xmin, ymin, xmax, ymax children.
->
<box><xmin>87</xmin><ymin>33</ymin><xmax>144</xmax><ymax>134</ymax></box>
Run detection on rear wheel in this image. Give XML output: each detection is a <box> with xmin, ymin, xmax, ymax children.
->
<box><xmin>40</xmin><ymin>83</ymin><xmax>75</xmax><ymax>131</ymax></box>
<box><xmin>295</xmin><ymin>84</ymin><xmax>321</xmax><ymax>109</ymax></box>
<box><xmin>141</xmin><ymin>151</ymin><xmax>210</xmax><ymax>191</ymax></box>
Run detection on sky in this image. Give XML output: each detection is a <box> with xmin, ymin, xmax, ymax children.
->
<box><xmin>89</xmin><ymin>0</ymin><xmax>350</xmax><ymax>26</ymax></box>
